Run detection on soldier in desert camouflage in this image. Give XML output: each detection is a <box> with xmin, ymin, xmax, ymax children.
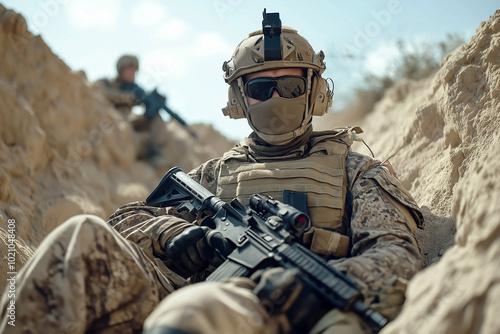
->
<box><xmin>95</xmin><ymin>55</ymin><xmax>168</xmax><ymax>165</ymax></box>
<box><xmin>95</xmin><ymin>54</ymin><xmax>141</xmax><ymax>117</ymax></box>
<box><xmin>0</xmin><ymin>10</ymin><xmax>423</xmax><ymax>334</ymax></box>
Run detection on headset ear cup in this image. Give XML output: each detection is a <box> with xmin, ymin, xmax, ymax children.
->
<box><xmin>311</xmin><ymin>77</ymin><xmax>332</xmax><ymax>116</ymax></box>
<box><xmin>222</xmin><ymin>84</ymin><xmax>246</xmax><ymax>119</ymax></box>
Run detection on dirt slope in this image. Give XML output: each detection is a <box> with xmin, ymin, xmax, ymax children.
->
<box><xmin>319</xmin><ymin>10</ymin><xmax>500</xmax><ymax>334</ymax></box>
<box><xmin>0</xmin><ymin>4</ymin><xmax>234</xmax><ymax>292</ymax></box>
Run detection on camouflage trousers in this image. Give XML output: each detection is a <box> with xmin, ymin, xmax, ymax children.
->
<box><xmin>0</xmin><ymin>215</ymin><xmax>171</xmax><ymax>334</ymax></box>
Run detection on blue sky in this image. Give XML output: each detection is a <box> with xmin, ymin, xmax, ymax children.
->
<box><xmin>2</xmin><ymin>0</ymin><xmax>498</xmax><ymax>140</ymax></box>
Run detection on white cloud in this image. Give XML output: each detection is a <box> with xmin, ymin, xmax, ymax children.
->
<box><xmin>152</xmin><ymin>18</ymin><xmax>188</xmax><ymax>41</ymax></box>
<box><xmin>138</xmin><ymin>31</ymin><xmax>234</xmax><ymax>85</ymax></box>
<box><xmin>193</xmin><ymin>31</ymin><xmax>234</xmax><ymax>57</ymax></box>
<box><xmin>140</xmin><ymin>50</ymin><xmax>188</xmax><ymax>84</ymax></box>
<box><xmin>65</xmin><ymin>0</ymin><xmax>119</xmax><ymax>31</ymax></box>
<box><xmin>363</xmin><ymin>43</ymin><xmax>400</xmax><ymax>76</ymax></box>
<box><xmin>130</xmin><ymin>0</ymin><xmax>169</xmax><ymax>28</ymax></box>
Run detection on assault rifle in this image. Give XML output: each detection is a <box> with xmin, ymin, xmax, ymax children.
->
<box><xmin>121</xmin><ymin>82</ymin><xmax>197</xmax><ymax>138</ymax></box>
<box><xmin>146</xmin><ymin>167</ymin><xmax>388</xmax><ymax>331</ymax></box>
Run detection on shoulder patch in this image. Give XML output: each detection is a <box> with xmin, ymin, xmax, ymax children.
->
<box><xmin>362</xmin><ymin>166</ymin><xmax>424</xmax><ymax>228</ymax></box>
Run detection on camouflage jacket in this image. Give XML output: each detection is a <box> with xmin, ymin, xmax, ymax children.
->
<box><xmin>108</xmin><ymin>133</ymin><xmax>424</xmax><ymax>318</ymax></box>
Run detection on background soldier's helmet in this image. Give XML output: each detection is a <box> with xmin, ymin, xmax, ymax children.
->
<box><xmin>221</xmin><ymin>15</ymin><xmax>333</xmax><ymax>142</ymax></box>
<box><xmin>116</xmin><ymin>55</ymin><xmax>139</xmax><ymax>75</ymax></box>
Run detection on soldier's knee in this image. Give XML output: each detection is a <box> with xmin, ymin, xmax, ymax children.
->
<box><xmin>169</xmin><ymin>282</ymin><xmax>222</xmax><ymax>307</ymax></box>
<box><xmin>59</xmin><ymin>214</ymin><xmax>108</xmax><ymax>232</ymax></box>
<box><xmin>310</xmin><ymin>309</ymin><xmax>370</xmax><ymax>334</ymax></box>
<box><xmin>145</xmin><ymin>280</ymin><xmax>273</xmax><ymax>333</ymax></box>
<box><xmin>48</xmin><ymin>214</ymin><xmax>113</xmax><ymax>247</ymax></box>
<box><xmin>145</xmin><ymin>283</ymin><xmax>225</xmax><ymax>325</ymax></box>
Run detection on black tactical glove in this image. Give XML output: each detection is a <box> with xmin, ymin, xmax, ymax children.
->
<box><xmin>162</xmin><ymin>225</ymin><xmax>225</xmax><ymax>279</ymax></box>
<box><xmin>252</xmin><ymin>267</ymin><xmax>326</xmax><ymax>332</ymax></box>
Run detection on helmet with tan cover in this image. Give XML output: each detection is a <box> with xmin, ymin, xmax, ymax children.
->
<box><xmin>116</xmin><ymin>54</ymin><xmax>139</xmax><ymax>75</ymax></box>
<box><xmin>221</xmin><ymin>9</ymin><xmax>333</xmax><ymax>145</ymax></box>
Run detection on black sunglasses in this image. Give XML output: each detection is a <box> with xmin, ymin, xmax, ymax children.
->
<box><xmin>244</xmin><ymin>76</ymin><xmax>307</xmax><ymax>101</ymax></box>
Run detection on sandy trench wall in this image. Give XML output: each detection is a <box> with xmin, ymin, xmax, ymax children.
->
<box><xmin>381</xmin><ymin>11</ymin><xmax>500</xmax><ymax>334</ymax></box>
<box><xmin>319</xmin><ymin>10</ymin><xmax>500</xmax><ymax>334</ymax></box>
<box><xmin>0</xmin><ymin>4</ymin><xmax>235</xmax><ymax>293</ymax></box>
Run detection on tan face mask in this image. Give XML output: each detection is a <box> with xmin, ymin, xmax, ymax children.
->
<box><xmin>246</xmin><ymin>97</ymin><xmax>307</xmax><ymax>145</ymax></box>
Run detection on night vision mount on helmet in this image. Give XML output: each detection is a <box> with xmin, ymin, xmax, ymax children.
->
<box><xmin>221</xmin><ymin>9</ymin><xmax>334</xmax><ymax>145</ymax></box>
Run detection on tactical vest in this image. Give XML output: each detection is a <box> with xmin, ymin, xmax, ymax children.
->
<box><xmin>216</xmin><ymin>137</ymin><xmax>351</xmax><ymax>258</ymax></box>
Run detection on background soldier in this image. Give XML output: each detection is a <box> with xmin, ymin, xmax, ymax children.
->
<box><xmin>95</xmin><ymin>54</ymin><xmax>140</xmax><ymax>117</ymax></box>
<box><xmin>95</xmin><ymin>55</ymin><xmax>168</xmax><ymax>165</ymax></box>
<box><xmin>0</xmin><ymin>10</ymin><xmax>423</xmax><ymax>334</ymax></box>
